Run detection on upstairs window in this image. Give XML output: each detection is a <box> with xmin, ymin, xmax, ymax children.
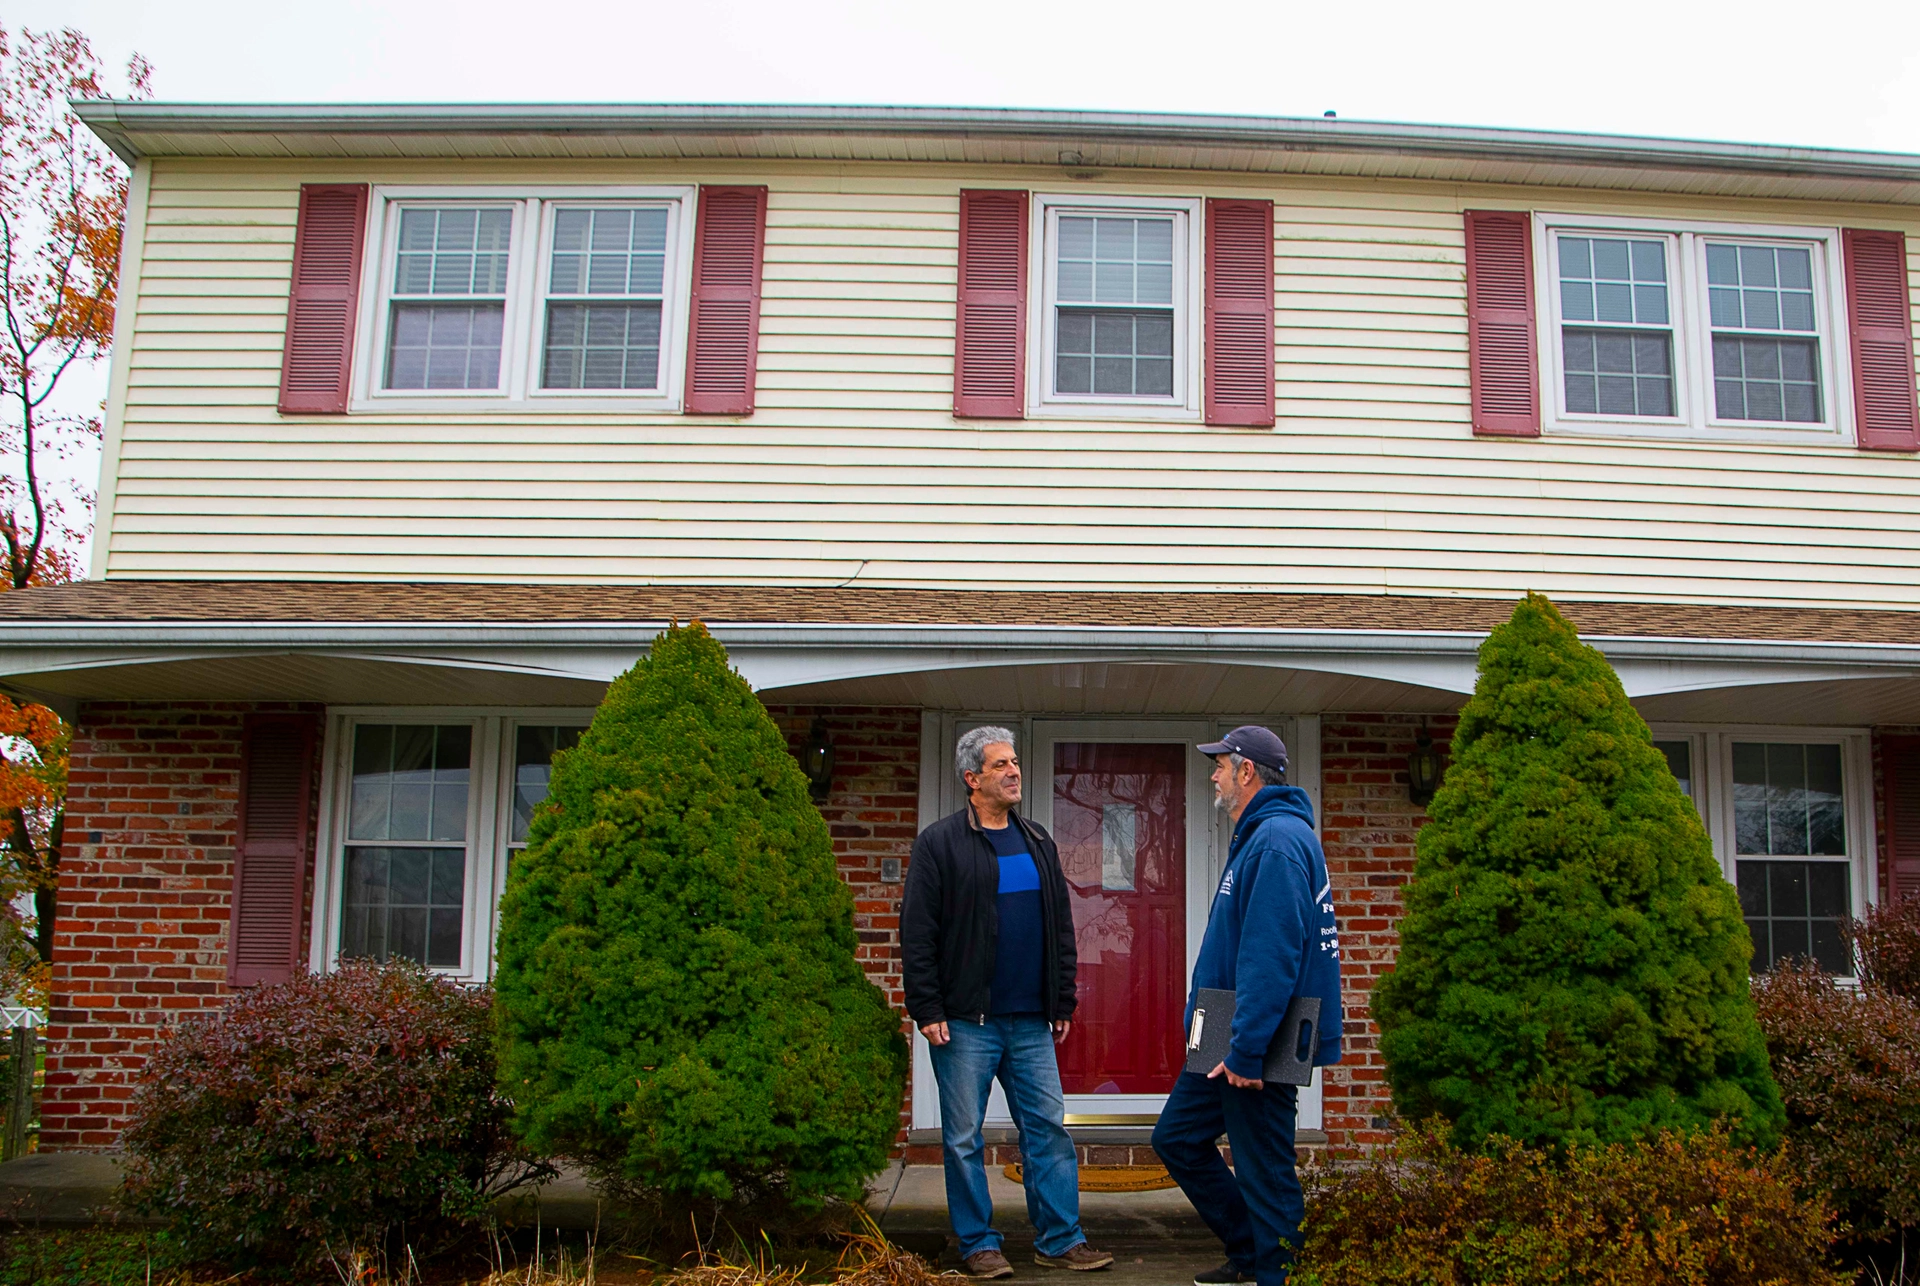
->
<box><xmin>541</xmin><ymin>206</ymin><xmax>672</xmax><ymax>391</ymax></box>
<box><xmin>1557</xmin><ymin>236</ymin><xmax>1674</xmax><ymax>418</ymax></box>
<box><xmin>1539</xmin><ymin>216</ymin><xmax>1844</xmax><ymax>441</ymax></box>
<box><xmin>1706</xmin><ymin>243</ymin><xmax>1822</xmax><ymax>423</ymax></box>
<box><xmin>385</xmin><ymin>207</ymin><xmax>514</xmax><ymax>391</ymax></box>
<box><xmin>1032</xmin><ymin>195</ymin><xmax>1201</xmax><ymax>417</ymax></box>
<box><xmin>362</xmin><ymin>188</ymin><xmax>691</xmax><ymax>407</ymax></box>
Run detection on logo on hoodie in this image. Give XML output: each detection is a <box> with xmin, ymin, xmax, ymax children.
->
<box><xmin>1217</xmin><ymin>868</ymin><xmax>1235</xmax><ymax>898</ymax></box>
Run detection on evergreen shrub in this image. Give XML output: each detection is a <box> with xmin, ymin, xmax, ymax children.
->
<box><xmin>492</xmin><ymin>622</ymin><xmax>906</xmax><ymax>1214</ymax></box>
<box><xmin>119</xmin><ymin>960</ymin><xmax>545</xmax><ymax>1269</ymax></box>
<box><xmin>1295</xmin><ymin>1124</ymin><xmax>1845</xmax><ymax>1286</ymax></box>
<box><xmin>1372</xmin><ymin>593</ymin><xmax>1783</xmax><ymax>1151</ymax></box>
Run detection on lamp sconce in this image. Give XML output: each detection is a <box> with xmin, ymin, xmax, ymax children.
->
<box><xmin>801</xmin><ymin>718</ymin><xmax>836</xmax><ymax>802</ymax></box>
<box><xmin>1408</xmin><ymin>729</ymin><xmax>1445</xmax><ymax>809</ymax></box>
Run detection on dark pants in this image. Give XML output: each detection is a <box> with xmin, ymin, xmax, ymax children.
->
<box><xmin>1152</xmin><ymin>1071</ymin><xmax>1303</xmax><ymax>1286</ymax></box>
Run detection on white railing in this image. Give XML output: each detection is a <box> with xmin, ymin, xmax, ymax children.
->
<box><xmin>0</xmin><ymin>1007</ymin><xmax>41</xmax><ymax>1030</ymax></box>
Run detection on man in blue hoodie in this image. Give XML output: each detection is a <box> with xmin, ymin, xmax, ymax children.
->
<box><xmin>1152</xmin><ymin>726</ymin><xmax>1343</xmax><ymax>1286</ymax></box>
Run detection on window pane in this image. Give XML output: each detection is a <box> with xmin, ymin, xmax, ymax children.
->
<box><xmin>386</xmin><ymin>303</ymin><xmax>505</xmax><ymax>390</ymax></box>
<box><xmin>341</xmin><ymin>846</ymin><xmax>465</xmax><ymax>967</ymax></box>
<box><xmin>1559</xmin><ymin>235</ymin><xmax>1668</xmax><ymax>327</ymax></box>
<box><xmin>548</xmin><ymin>207</ymin><xmax>669</xmax><ymax>299</ymax></box>
<box><xmin>1737</xmin><ymin>857</ymin><xmax>1852</xmax><ymax>975</ymax></box>
<box><xmin>1562</xmin><ymin>327</ymin><xmax>1673</xmax><ymax>417</ymax></box>
<box><xmin>1711</xmin><ymin>335</ymin><xmax>1821</xmax><ymax>423</ymax></box>
<box><xmin>542</xmin><ymin>302</ymin><xmax>663</xmax><ymax>390</ymax></box>
<box><xmin>1732</xmin><ymin>742</ymin><xmax>1845</xmax><ymax>857</ymax></box>
<box><xmin>513</xmin><ymin>725</ymin><xmax>586</xmax><ymax>843</ymax></box>
<box><xmin>1701</xmin><ymin>243</ymin><xmax>1817</xmax><ymax>334</ymax></box>
<box><xmin>1056</xmin><ymin>308</ymin><xmax>1177</xmax><ymax>397</ymax></box>
<box><xmin>347</xmin><ymin>725</ymin><xmax>473</xmax><ymax>843</ymax></box>
<box><xmin>1056</xmin><ymin>216</ymin><xmax>1176</xmax><ymax>308</ymax></box>
<box><xmin>392</xmin><ymin>208</ymin><xmax>511</xmax><ymax>298</ymax></box>
<box><xmin>1654</xmin><ymin>740</ymin><xmax>1692</xmax><ymax>797</ymax></box>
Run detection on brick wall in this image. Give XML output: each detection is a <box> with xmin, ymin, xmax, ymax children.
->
<box><xmin>768</xmin><ymin>705</ymin><xmax>921</xmax><ymax>1140</ymax></box>
<box><xmin>41</xmin><ymin>701</ymin><xmax>321</xmax><ymax>1149</ymax></box>
<box><xmin>1317</xmin><ymin>712</ymin><xmax>1455</xmax><ymax>1156</ymax></box>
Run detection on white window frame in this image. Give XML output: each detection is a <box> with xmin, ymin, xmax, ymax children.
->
<box><xmin>1534</xmin><ymin>213</ymin><xmax>1855</xmax><ymax>446</ymax></box>
<box><xmin>1026</xmin><ymin>193</ymin><xmax>1205</xmax><ymax>421</ymax></box>
<box><xmin>350</xmin><ymin>186</ymin><xmax>697</xmax><ymax>413</ymax></box>
<box><xmin>311</xmin><ymin>707</ymin><xmax>594</xmax><ymax>982</ymax></box>
<box><xmin>1648</xmin><ymin>723</ymin><xmax>1876</xmax><ymax>979</ymax></box>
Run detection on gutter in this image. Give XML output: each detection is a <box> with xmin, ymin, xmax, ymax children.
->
<box><xmin>67</xmin><ymin>101</ymin><xmax>1920</xmax><ymax>187</ymax></box>
<box><xmin>3</xmin><ymin>618</ymin><xmax>1920</xmax><ymax>670</ymax></box>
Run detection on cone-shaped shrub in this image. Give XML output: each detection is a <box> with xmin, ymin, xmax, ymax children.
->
<box><xmin>1372</xmin><ymin>593</ymin><xmax>1783</xmax><ymax>1152</ymax></box>
<box><xmin>492</xmin><ymin>623</ymin><xmax>906</xmax><ymax>1210</ymax></box>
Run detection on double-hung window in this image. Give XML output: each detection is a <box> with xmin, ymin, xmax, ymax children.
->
<box><xmin>318</xmin><ymin>711</ymin><xmax>591</xmax><ymax>981</ymax></box>
<box><xmin>1650</xmin><ymin>726</ymin><xmax>1871</xmax><ymax>978</ymax></box>
<box><xmin>361</xmin><ymin>188</ymin><xmax>693</xmax><ymax>408</ymax></box>
<box><xmin>385</xmin><ymin>207</ymin><xmax>514</xmax><ymax>392</ymax></box>
<box><xmin>1538</xmin><ymin>216</ymin><xmax>1847</xmax><ymax>441</ymax></box>
<box><xmin>1031</xmin><ymin>195</ymin><xmax>1202</xmax><ymax>416</ymax></box>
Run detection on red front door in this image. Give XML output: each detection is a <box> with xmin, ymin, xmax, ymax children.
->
<box><xmin>1049</xmin><ymin>741</ymin><xmax>1188</xmax><ymax>1095</ymax></box>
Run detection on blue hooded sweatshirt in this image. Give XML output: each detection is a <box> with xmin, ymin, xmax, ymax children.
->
<box><xmin>1186</xmin><ymin>785</ymin><xmax>1344</xmax><ymax>1080</ymax></box>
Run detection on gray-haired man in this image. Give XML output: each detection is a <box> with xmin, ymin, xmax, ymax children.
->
<box><xmin>901</xmin><ymin>727</ymin><xmax>1113</xmax><ymax>1277</ymax></box>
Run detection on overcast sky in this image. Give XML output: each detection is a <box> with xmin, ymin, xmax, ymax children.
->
<box><xmin>11</xmin><ymin>0</ymin><xmax>1920</xmax><ymax>570</ymax></box>
<box><xmin>15</xmin><ymin>0</ymin><xmax>1920</xmax><ymax>153</ymax></box>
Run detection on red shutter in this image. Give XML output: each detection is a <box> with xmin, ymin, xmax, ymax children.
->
<box><xmin>1464</xmin><ymin>210</ymin><xmax>1541</xmax><ymax>438</ymax></box>
<box><xmin>953</xmin><ymin>189</ymin><xmax>1028</xmax><ymax>418</ymax></box>
<box><xmin>1843</xmin><ymin>228</ymin><xmax>1920</xmax><ymax>452</ymax></box>
<box><xmin>228</xmin><ymin>713</ymin><xmax>317</xmax><ymax>987</ymax></box>
<box><xmin>1205</xmin><ymin>198</ymin><xmax>1275</xmax><ymax>428</ymax></box>
<box><xmin>278</xmin><ymin>184</ymin><xmax>369</xmax><ymax>415</ymax></box>
<box><xmin>1884</xmin><ymin>737</ymin><xmax>1920</xmax><ymax>904</ymax></box>
<box><xmin>683</xmin><ymin>185</ymin><xmax>768</xmax><ymax>416</ymax></box>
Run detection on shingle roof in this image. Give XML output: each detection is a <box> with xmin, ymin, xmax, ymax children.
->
<box><xmin>1</xmin><ymin>580</ymin><xmax>1917</xmax><ymax>646</ymax></box>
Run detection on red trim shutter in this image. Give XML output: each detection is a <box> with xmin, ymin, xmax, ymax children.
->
<box><xmin>228</xmin><ymin>714</ymin><xmax>317</xmax><ymax>987</ymax></box>
<box><xmin>1464</xmin><ymin>210</ymin><xmax>1540</xmax><ymax>438</ymax></box>
<box><xmin>278</xmin><ymin>184</ymin><xmax>369</xmax><ymax>414</ymax></box>
<box><xmin>1843</xmin><ymin>228</ymin><xmax>1920</xmax><ymax>452</ymax></box>
<box><xmin>953</xmin><ymin>189</ymin><xmax>1028</xmax><ymax>418</ymax></box>
<box><xmin>1205</xmin><ymin>198</ymin><xmax>1276</xmax><ymax>427</ymax></box>
<box><xmin>684</xmin><ymin>185</ymin><xmax>768</xmax><ymax>415</ymax></box>
<box><xmin>1885</xmin><ymin>737</ymin><xmax>1920</xmax><ymax>904</ymax></box>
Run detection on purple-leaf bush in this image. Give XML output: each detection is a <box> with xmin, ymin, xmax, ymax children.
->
<box><xmin>120</xmin><ymin>959</ymin><xmax>552</xmax><ymax>1268</ymax></box>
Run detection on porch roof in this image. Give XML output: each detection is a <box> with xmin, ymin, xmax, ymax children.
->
<box><xmin>4</xmin><ymin>582</ymin><xmax>1920</xmax><ymax>725</ymax></box>
<box><xmin>4</xmin><ymin>580</ymin><xmax>1920</xmax><ymax>646</ymax></box>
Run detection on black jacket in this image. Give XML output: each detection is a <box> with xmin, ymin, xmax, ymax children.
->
<box><xmin>901</xmin><ymin>804</ymin><xmax>1079</xmax><ymax>1026</ymax></box>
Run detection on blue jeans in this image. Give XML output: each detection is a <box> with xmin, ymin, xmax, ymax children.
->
<box><xmin>926</xmin><ymin>1016</ymin><xmax>1086</xmax><ymax>1258</ymax></box>
<box><xmin>1152</xmin><ymin>1071</ymin><xmax>1303</xmax><ymax>1286</ymax></box>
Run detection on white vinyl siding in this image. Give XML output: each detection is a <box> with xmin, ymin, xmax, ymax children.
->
<box><xmin>100</xmin><ymin>162</ymin><xmax>1920</xmax><ymax>609</ymax></box>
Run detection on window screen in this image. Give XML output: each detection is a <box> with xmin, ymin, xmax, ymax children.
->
<box><xmin>1707</xmin><ymin>243</ymin><xmax>1821</xmax><ymax>423</ymax></box>
<box><xmin>1053</xmin><ymin>215</ymin><xmax>1176</xmax><ymax>398</ymax></box>
<box><xmin>1558</xmin><ymin>235</ymin><xmax>1675</xmax><ymax>417</ymax></box>
<box><xmin>542</xmin><ymin>207</ymin><xmax>669</xmax><ymax>390</ymax></box>
<box><xmin>384</xmin><ymin>208</ymin><xmax>512</xmax><ymax>391</ymax></box>
<box><xmin>511</xmin><ymin>724</ymin><xmax>587</xmax><ymax>845</ymax></box>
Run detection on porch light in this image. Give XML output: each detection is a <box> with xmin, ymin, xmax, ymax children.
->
<box><xmin>1408</xmin><ymin>729</ymin><xmax>1445</xmax><ymax>808</ymax></box>
<box><xmin>802</xmin><ymin>719</ymin><xmax>836</xmax><ymax>802</ymax></box>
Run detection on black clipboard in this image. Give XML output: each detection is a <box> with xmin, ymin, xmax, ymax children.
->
<box><xmin>1183</xmin><ymin>987</ymin><xmax>1320</xmax><ymax>1086</ymax></box>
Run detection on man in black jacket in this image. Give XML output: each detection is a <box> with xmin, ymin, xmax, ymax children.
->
<box><xmin>903</xmin><ymin>726</ymin><xmax>1113</xmax><ymax>1278</ymax></box>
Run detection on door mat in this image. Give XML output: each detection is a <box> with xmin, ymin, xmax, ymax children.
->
<box><xmin>1003</xmin><ymin>1163</ymin><xmax>1178</xmax><ymax>1192</ymax></box>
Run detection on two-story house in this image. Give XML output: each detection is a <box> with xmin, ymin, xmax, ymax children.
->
<box><xmin>3</xmin><ymin>103</ymin><xmax>1919</xmax><ymax>1159</ymax></box>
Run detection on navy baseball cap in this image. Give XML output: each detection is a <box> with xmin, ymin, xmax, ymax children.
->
<box><xmin>1197</xmin><ymin>725</ymin><xmax>1289</xmax><ymax>772</ymax></box>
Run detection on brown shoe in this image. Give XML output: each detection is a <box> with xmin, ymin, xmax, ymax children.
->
<box><xmin>966</xmin><ymin>1249</ymin><xmax>1015</xmax><ymax>1279</ymax></box>
<box><xmin>1034</xmin><ymin>1243</ymin><xmax>1114</xmax><ymax>1271</ymax></box>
